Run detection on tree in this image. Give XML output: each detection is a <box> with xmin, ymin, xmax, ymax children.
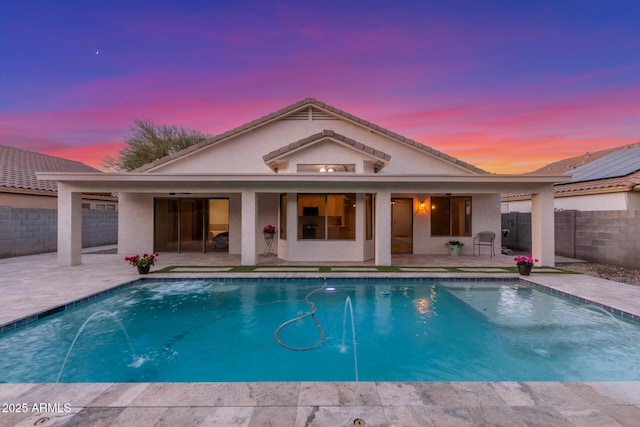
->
<box><xmin>103</xmin><ymin>120</ymin><xmax>211</xmax><ymax>171</ymax></box>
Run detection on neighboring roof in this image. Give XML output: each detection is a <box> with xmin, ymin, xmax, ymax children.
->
<box><xmin>569</xmin><ymin>146</ymin><xmax>640</xmax><ymax>183</ymax></box>
<box><xmin>503</xmin><ymin>169</ymin><xmax>640</xmax><ymax>201</ymax></box>
<box><xmin>554</xmin><ymin>170</ymin><xmax>640</xmax><ymax>195</ymax></box>
<box><xmin>0</xmin><ymin>144</ymin><xmax>100</xmax><ymax>193</ymax></box>
<box><xmin>137</xmin><ymin>98</ymin><xmax>488</xmax><ymax>175</ymax></box>
<box><xmin>502</xmin><ymin>142</ymin><xmax>640</xmax><ymax>201</ymax></box>
<box><xmin>262</xmin><ymin>129</ymin><xmax>392</xmax><ymax>172</ymax></box>
<box><xmin>528</xmin><ymin>141</ymin><xmax>640</xmax><ymax>176</ymax></box>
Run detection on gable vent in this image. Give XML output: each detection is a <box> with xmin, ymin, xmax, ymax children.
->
<box><xmin>284</xmin><ymin>107</ymin><xmax>337</xmax><ymax>121</ymax></box>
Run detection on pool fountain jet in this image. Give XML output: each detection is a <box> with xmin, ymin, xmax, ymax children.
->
<box><xmin>583</xmin><ymin>304</ymin><xmax>640</xmax><ymax>351</ymax></box>
<box><xmin>56</xmin><ymin>311</ymin><xmax>140</xmax><ymax>382</ymax></box>
<box><xmin>341</xmin><ymin>296</ymin><xmax>359</xmax><ymax>382</ymax></box>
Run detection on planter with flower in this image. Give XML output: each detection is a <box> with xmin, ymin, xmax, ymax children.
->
<box><xmin>446</xmin><ymin>241</ymin><xmax>464</xmax><ymax>256</ymax></box>
<box><xmin>514</xmin><ymin>254</ymin><xmax>538</xmax><ymax>276</ymax></box>
<box><xmin>263</xmin><ymin>224</ymin><xmax>276</xmax><ymax>238</ymax></box>
<box><xmin>125</xmin><ymin>253</ymin><xmax>159</xmax><ymax>275</ymax></box>
<box><xmin>262</xmin><ymin>225</ymin><xmax>276</xmax><ymax>256</ymax></box>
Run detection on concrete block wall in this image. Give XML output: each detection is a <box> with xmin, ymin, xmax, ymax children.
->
<box><xmin>555</xmin><ymin>210</ymin><xmax>576</xmax><ymax>258</ymax></box>
<box><xmin>502</xmin><ymin>209</ymin><xmax>640</xmax><ymax>268</ymax></box>
<box><xmin>82</xmin><ymin>209</ymin><xmax>118</xmax><ymax>248</ymax></box>
<box><xmin>574</xmin><ymin>210</ymin><xmax>640</xmax><ymax>267</ymax></box>
<box><xmin>500</xmin><ymin>212</ymin><xmax>531</xmax><ymax>252</ymax></box>
<box><xmin>0</xmin><ymin>206</ymin><xmax>117</xmax><ymax>258</ymax></box>
<box><xmin>0</xmin><ymin>207</ymin><xmax>58</xmax><ymax>258</ymax></box>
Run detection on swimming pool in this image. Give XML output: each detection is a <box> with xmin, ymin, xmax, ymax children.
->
<box><xmin>1</xmin><ymin>278</ymin><xmax>639</xmax><ymax>383</ymax></box>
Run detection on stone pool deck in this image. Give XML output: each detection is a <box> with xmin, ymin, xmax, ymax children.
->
<box><xmin>1</xmin><ymin>251</ymin><xmax>640</xmax><ymax>426</ymax></box>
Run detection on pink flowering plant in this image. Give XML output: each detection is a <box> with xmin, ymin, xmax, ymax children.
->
<box><xmin>514</xmin><ymin>254</ymin><xmax>538</xmax><ymax>266</ymax></box>
<box><xmin>263</xmin><ymin>225</ymin><xmax>276</xmax><ymax>233</ymax></box>
<box><xmin>124</xmin><ymin>253</ymin><xmax>158</xmax><ymax>267</ymax></box>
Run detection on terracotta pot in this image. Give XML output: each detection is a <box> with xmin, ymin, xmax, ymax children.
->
<box><xmin>517</xmin><ymin>263</ymin><xmax>532</xmax><ymax>276</ymax></box>
<box><xmin>137</xmin><ymin>265</ymin><xmax>151</xmax><ymax>274</ymax></box>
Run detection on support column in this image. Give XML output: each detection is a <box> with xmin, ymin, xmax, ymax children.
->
<box><xmin>241</xmin><ymin>190</ymin><xmax>257</xmax><ymax>265</ymax></box>
<box><xmin>375</xmin><ymin>191</ymin><xmax>392</xmax><ymax>266</ymax></box>
<box><xmin>281</xmin><ymin>192</ymin><xmax>297</xmax><ymax>260</ymax></box>
<box><xmin>531</xmin><ymin>188</ymin><xmax>555</xmax><ymax>266</ymax></box>
<box><xmin>57</xmin><ymin>183</ymin><xmax>82</xmax><ymax>266</ymax></box>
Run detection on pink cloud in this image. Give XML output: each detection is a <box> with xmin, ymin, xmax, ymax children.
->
<box><xmin>42</xmin><ymin>142</ymin><xmax>125</xmax><ymax>170</ymax></box>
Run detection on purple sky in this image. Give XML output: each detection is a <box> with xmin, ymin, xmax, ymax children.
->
<box><xmin>1</xmin><ymin>0</ymin><xmax>639</xmax><ymax>173</ymax></box>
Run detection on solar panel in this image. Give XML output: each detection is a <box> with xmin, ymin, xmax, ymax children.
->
<box><xmin>570</xmin><ymin>147</ymin><xmax>640</xmax><ymax>182</ymax></box>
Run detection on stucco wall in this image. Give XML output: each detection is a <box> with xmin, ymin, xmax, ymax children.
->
<box><xmin>149</xmin><ymin>117</ymin><xmax>473</xmax><ymax>176</ymax></box>
<box><xmin>0</xmin><ymin>192</ymin><xmax>58</xmax><ymax>209</ymax></box>
<box><xmin>118</xmin><ymin>193</ymin><xmax>154</xmax><ymax>255</ymax></box>
<box><xmin>502</xmin><ymin>192</ymin><xmax>631</xmax><ymax>213</ymax></box>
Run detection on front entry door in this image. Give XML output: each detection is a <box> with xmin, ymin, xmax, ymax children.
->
<box><xmin>391</xmin><ymin>198</ymin><xmax>413</xmax><ymax>254</ymax></box>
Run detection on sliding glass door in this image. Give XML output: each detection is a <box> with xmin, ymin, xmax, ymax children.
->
<box><xmin>178</xmin><ymin>199</ymin><xmax>205</xmax><ymax>252</ymax></box>
<box><xmin>154</xmin><ymin>198</ymin><xmax>229</xmax><ymax>253</ymax></box>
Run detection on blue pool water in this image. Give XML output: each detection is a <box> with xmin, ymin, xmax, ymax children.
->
<box><xmin>1</xmin><ymin>278</ymin><xmax>640</xmax><ymax>383</ymax></box>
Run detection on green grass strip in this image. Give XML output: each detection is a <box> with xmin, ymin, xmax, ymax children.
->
<box><xmin>152</xmin><ymin>265</ymin><xmax>579</xmax><ymax>274</ymax></box>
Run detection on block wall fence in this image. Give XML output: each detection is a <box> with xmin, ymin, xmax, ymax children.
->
<box><xmin>0</xmin><ymin>206</ymin><xmax>117</xmax><ymax>258</ymax></box>
<box><xmin>502</xmin><ymin>210</ymin><xmax>640</xmax><ymax>268</ymax></box>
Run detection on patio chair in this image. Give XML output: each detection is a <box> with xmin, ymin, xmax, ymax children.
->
<box><xmin>212</xmin><ymin>232</ymin><xmax>229</xmax><ymax>250</ymax></box>
<box><xmin>473</xmin><ymin>231</ymin><xmax>495</xmax><ymax>257</ymax></box>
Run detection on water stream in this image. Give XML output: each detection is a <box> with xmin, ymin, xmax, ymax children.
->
<box><xmin>56</xmin><ymin>311</ymin><xmax>140</xmax><ymax>382</ymax></box>
<box><xmin>340</xmin><ymin>296</ymin><xmax>359</xmax><ymax>382</ymax></box>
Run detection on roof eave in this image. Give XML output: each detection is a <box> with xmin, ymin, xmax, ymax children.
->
<box><xmin>37</xmin><ymin>171</ymin><xmax>566</xmax><ymax>184</ymax></box>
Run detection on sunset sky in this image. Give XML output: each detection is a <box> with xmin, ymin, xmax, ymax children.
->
<box><xmin>1</xmin><ymin>0</ymin><xmax>639</xmax><ymax>173</ymax></box>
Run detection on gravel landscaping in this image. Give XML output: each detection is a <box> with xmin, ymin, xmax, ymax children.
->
<box><xmin>559</xmin><ymin>262</ymin><xmax>640</xmax><ymax>287</ymax></box>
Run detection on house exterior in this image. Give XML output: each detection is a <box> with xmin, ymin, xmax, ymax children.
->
<box><xmin>38</xmin><ymin>98</ymin><xmax>563</xmax><ymax>267</ymax></box>
<box><xmin>0</xmin><ymin>144</ymin><xmax>118</xmax><ymax>258</ymax></box>
<box><xmin>0</xmin><ymin>144</ymin><xmax>117</xmax><ymax>210</ymax></box>
<box><xmin>502</xmin><ymin>144</ymin><xmax>640</xmax><ymax>213</ymax></box>
<box><xmin>501</xmin><ymin>144</ymin><xmax>640</xmax><ymax>267</ymax></box>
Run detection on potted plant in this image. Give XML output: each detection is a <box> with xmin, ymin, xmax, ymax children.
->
<box><xmin>263</xmin><ymin>224</ymin><xmax>276</xmax><ymax>237</ymax></box>
<box><xmin>125</xmin><ymin>253</ymin><xmax>158</xmax><ymax>274</ymax></box>
<box><xmin>446</xmin><ymin>241</ymin><xmax>464</xmax><ymax>256</ymax></box>
<box><xmin>514</xmin><ymin>254</ymin><xmax>538</xmax><ymax>276</ymax></box>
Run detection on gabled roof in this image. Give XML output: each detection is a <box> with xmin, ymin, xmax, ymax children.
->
<box><xmin>137</xmin><ymin>98</ymin><xmax>488</xmax><ymax>174</ymax></box>
<box><xmin>262</xmin><ymin>129</ymin><xmax>391</xmax><ymax>172</ymax></box>
<box><xmin>0</xmin><ymin>144</ymin><xmax>100</xmax><ymax>193</ymax></box>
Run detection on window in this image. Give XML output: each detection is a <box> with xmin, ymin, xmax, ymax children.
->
<box><xmin>279</xmin><ymin>194</ymin><xmax>287</xmax><ymax>240</ymax></box>
<box><xmin>298</xmin><ymin>194</ymin><xmax>356</xmax><ymax>240</ymax></box>
<box><xmin>296</xmin><ymin>164</ymin><xmax>355</xmax><ymax>173</ymax></box>
<box><xmin>431</xmin><ymin>196</ymin><xmax>471</xmax><ymax>237</ymax></box>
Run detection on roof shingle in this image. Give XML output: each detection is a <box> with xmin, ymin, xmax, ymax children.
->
<box><xmin>0</xmin><ymin>145</ymin><xmax>100</xmax><ymax>193</ymax></box>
